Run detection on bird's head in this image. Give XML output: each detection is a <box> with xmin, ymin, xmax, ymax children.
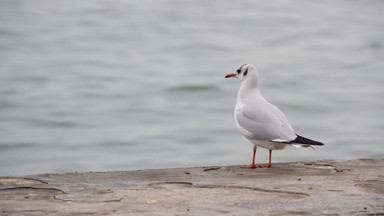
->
<box><xmin>225</xmin><ymin>64</ymin><xmax>258</xmax><ymax>82</ymax></box>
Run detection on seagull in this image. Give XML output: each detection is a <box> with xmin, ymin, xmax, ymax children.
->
<box><xmin>225</xmin><ymin>64</ymin><xmax>324</xmax><ymax>168</ymax></box>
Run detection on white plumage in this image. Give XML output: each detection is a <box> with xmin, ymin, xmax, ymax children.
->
<box><xmin>225</xmin><ymin>64</ymin><xmax>324</xmax><ymax>168</ymax></box>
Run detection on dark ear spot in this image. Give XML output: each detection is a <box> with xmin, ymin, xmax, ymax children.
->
<box><xmin>243</xmin><ymin>68</ymin><xmax>248</xmax><ymax>76</ymax></box>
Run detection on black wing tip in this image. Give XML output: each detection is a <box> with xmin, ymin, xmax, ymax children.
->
<box><xmin>292</xmin><ymin>135</ymin><xmax>324</xmax><ymax>146</ymax></box>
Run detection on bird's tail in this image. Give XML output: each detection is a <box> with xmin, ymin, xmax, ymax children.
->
<box><xmin>291</xmin><ymin>135</ymin><xmax>324</xmax><ymax>145</ymax></box>
<box><xmin>272</xmin><ymin>135</ymin><xmax>324</xmax><ymax>149</ymax></box>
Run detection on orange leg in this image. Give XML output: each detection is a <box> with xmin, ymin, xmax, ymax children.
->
<box><xmin>258</xmin><ymin>149</ymin><xmax>272</xmax><ymax>168</ymax></box>
<box><xmin>241</xmin><ymin>146</ymin><xmax>257</xmax><ymax>169</ymax></box>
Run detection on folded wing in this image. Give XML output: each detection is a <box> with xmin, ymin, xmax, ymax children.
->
<box><xmin>236</xmin><ymin>103</ymin><xmax>296</xmax><ymax>141</ymax></box>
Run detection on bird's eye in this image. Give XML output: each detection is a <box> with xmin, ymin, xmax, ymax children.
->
<box><xmin>237</xmin><ymin>69</ymin><xmax>241</xmax><ymax>74</ymax></box>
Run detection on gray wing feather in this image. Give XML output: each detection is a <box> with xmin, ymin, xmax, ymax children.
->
<box><xmin>236</xmin><ymin>103</ymin><xmax>296</xmax><ymax>141</ymax></box>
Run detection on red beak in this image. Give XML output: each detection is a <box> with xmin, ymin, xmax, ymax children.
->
<box><xmin>225</xmin><ymin>73</ymin><xmax>236</xmax><ymax>78</ymax></box>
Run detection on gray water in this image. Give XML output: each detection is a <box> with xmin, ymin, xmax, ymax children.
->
<box><xmin>1</xmin><ymin>0</ymin><xmax>383</xmax><ymax>176</ymax></box>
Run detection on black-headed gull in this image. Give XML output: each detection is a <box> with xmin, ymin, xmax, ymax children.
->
<box><xmin>225</xmin><ymin>64</ymin><xmax>324</xmax><ymax>168</ymax></box>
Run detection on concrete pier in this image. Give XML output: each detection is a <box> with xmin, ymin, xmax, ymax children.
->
<box><xmin>1</xmin><ymin>159</ymin><xmax>383</xmax><ymax>215</ymax></box>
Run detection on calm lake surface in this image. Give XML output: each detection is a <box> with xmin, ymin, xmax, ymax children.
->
<box><xmin>1</xmin><ymin>0</ymin><xmax>383</xmax><ymax>176</ymax></box>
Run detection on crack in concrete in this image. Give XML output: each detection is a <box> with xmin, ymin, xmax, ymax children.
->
<box><xmin>0</xmin><ymin>177</ymin><xmax>48</xmax><ymax>187</ymax></box>
<box><xmin>0</xmin><ymin>186</ymin><xmax>64</xmax><ymax>201</ymax></box>
<box><xmin>151</xmin><ymin>181</ymin><xmax>310</xmax><ymax>199</ymax></box>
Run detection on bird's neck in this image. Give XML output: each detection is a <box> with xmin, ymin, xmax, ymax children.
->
<box><xmin>237</xmin><ymin>81</ymin><xmax>263</xmax><ymax>105</ymax></box>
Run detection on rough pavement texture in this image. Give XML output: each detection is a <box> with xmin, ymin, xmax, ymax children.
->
<box><xmin>1</xmin><ymin>159</ymin><xmax>383</xmax><ymax>215</ymax></box>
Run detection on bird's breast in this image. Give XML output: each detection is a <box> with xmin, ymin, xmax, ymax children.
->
<box><xmin>234</xmin><ymin>104</ymin><xmax>254</xmax><ymax>139</ymax></box>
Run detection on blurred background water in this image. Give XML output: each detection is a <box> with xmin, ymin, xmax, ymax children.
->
<box><xmin>0</xmin><ymin>0</ymin><xmax>383</xmax><ymax>176</ymax></box>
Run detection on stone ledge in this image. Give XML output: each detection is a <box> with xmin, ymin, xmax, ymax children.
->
<box><xmin>1</xmin><ymin>159</ymin><xmax>383</xmax><ymax>215</ymax></box>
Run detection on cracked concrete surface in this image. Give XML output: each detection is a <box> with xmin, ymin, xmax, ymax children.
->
<box><xmin>1</xmin><ymin>159</ymin><xmax>383</xmax><ymax>215</ymax></box>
